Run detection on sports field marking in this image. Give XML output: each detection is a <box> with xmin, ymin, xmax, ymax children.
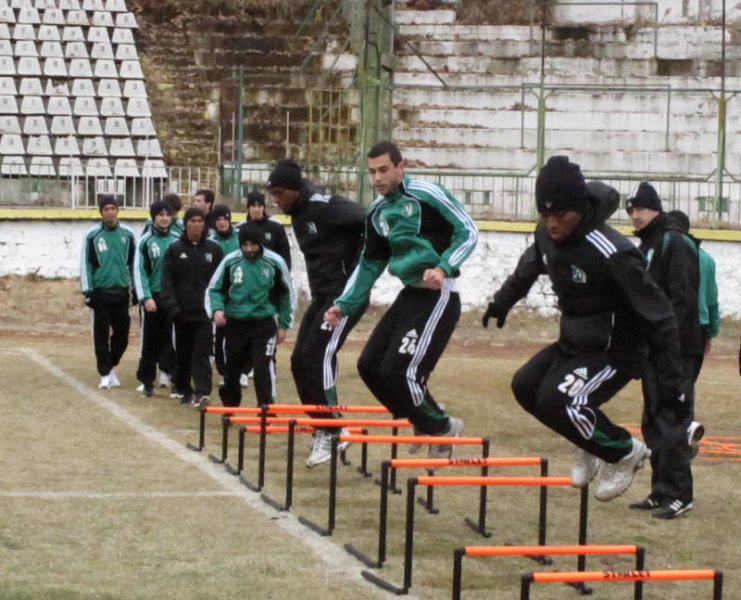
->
<box><xmin>20</xmin><ymin>348</ymin><xmax>406</xmax><ymax>600</ymax></box>
<box><xmin>0</xmin><ymin>491</ymin><xmax>242</xmax><ymax>499</ymax></box>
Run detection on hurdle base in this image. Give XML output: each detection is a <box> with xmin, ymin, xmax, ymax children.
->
<box><xmin>298</xmin><ymin>515</ymin><xmax>331</xmax><ymax>536</ymax></box>
<box><xmin>261</xmin><ymin>493</ymin><xmax>288</xmax><ymax>512</ymax></box>
<box><xmin>340</xmin><ymin>450</ymin><xmax>351</xmax><ymax>466</ymax></box>
<box><xmin>185</xmin><ymin>442</ymin><xmax>202</xmax><ymax>452</ymax></box>
<box><xmin>224</xmin><ymin>462</ymin><xmax>241</xmax><ymax>476</ymax></box>
<box><xmin>567</xmin><ymin>581</ymin><xmax>594</xmax><ymax>595</ymax></box>
<box><xmin>357</xmin><ymin>466</ymin><xmax>372</xmax><ymax>478</ymax></box>
<box><xmin>464</xmin><ymin>517</ymin><xmax>492</xmax><ymax>538</ymax></box>
<box><xmin>417</xmin><ymin>496</ymin><xmax>439</xmax><ymax>515</ymax></box>
<box><xmin>375</xmin><ymin>478</ymin><xmax>402</xmax><ymax>494</ymax></box>
<box><xmin>238</xmin><ymin>474</ymin><xmax>261</xmax><ymax>492</ymax></box>
<box><xmin>207</xmin><ymin>453</ymin><xmax>225</xmax><ymax>465</ymax></box>
<box><xmin>361</xmin><ymin>570</ymin><xmax>408</xmax><ymax>595</ymax></box>
<box><xmin>344</xmin><ymin>543</ymin><xmax>381</xmax><ymax>569</ymax></box>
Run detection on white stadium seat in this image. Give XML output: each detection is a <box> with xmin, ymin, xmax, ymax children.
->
<box><xmin>119</xmin><ymin>60</ymin><xmax>143</xmax><ymax>79</ymax></box>
<box><xmin>73</xmin><ymin>96</ymin><xmax>98</xmax><ymax>116</ymax></box>
<box><xmin>104</xmin><ymin>116</ymin><xmax>128</xmax><ymax>135</ymax></box>
<box><xmin>0</xmin><ymin>24</ymin><xmax>10</xmax><ymax>39</ymax></box>
<box><xmin>39</xmin><ymin>40</ymin><xmax>63</xmax><ymax>58</ymax></box>
<box><xmin>130</xmin><ymin>117</ymin><xmax>155</xmax><ymax>136</ymax></box>
<box><xmin>105</xmin><ymin>0</ymin><xmax>127</xmax><ymax>11</ymax></box>
<box><xmin>141</xmin><ymin>159</ymin><xmax>168</xmax><ymax>178</ymax></box>
<box><xmin>23</xmin><ymin>115</ymin><xmax>48</xmax><ymax>134</ymax></box>
<box><xmin>114</xmin><ymin>43</ymin><xmax>137</xmax><ymax>61</ymax></box>
<box><xmin>0</xmin><ymin>76</ymin><xmax>16</xmax><ymax>94</ymax></box>
<box><xmin>0</xmin><ymin>7</ymin><xmax>15</xmax><ymax>23</ymax></box>
<box><xmin>26</xmin><ymin>134</ymin><xmax>52</xmax><ymax>155</ymax></box>
<box><xmin>14</xmin><ymin>39</ymin><xmax>36</xmax><ymax>55</ymax></box>
<box><xmin>47</xmin><ymin>95</ymin><xmax>72</xmax><ymax>115</ymax></box>
<box><xmin>0</xmin><ymin>55</ymin><xmax>13</xmax><ymax>74</ymax></box>
<box><xmin>20</xmin><ymin>95</ymin><xmax>44</xmax><ymax>114</ymax></box>
<box><xmin>34</xmin><ymin>0</ymin><xmax>57</xmax><ymax>8</ymax></box>
<box><xmin>65</xmin><ymin>41</ymin><xmax>89</xmax><ymax>59</ymax></box>
<box><xmin>37</xmin><ymin>25</ymin><xmax>60</xmax><ymax>41</ymax></box>
<box><xmin>0</xmin><ymin>133</ymin><xmax>24</xmax><ymax>153</ymax></box>
<box><xmin>41</xmin><ymin>8</ymin><xmax>64</xmax><ymax>25</ymax></box>
<box><xmin>114</xmin><ymin>158</ymin><xmax>139</xmax><ymax>177</ymax></box>
<box><xmin>93</xmin><ymin>59</ymin><xmax>117</xmax><ymax>78</ymax></box>
<box><xmin>17</xmin><ymin>8</ymin><xmax>41</xmax><ymax>25</ymax></box>
<box><xmin>62</xmin><ymin>26</ymin><xmax>85</xmax><ymax>42</ymax></box>
<box><xmin>136</xmin><ymin>138</ymin><xmax>163</xmax><ymax>158</ymax></box>
<box><xmin>68</xmin><ymin>58</ymin><xmax>92</xmax><ymax>77</ymax></box>
<box><xmin>66</xmin><ymin>10</ymin><xmax>89</xmax><ymax>26</ymax></box>
<box><xmin>58</xmin><ymin>0</ymin><xmax>82</xmax><ymax>9</ymax></box>
<box><xmin>122</xmin><ymin>79</ymin><xmax>146</xmax><ymax>98</ymax></box>
<box><xmin>77</xmin><ymin>115</ymin><xmax>102</xmax><ymax>135</ymax></box>
<box><xmin>91</xmin><ymin>11</ymin><xmax>114</xmax><ymax>28</ymax></box>
<box><xmin>54</xmin><ymin>135</ymin><xmax>80</xmax><ymax>155</ymax></box>
<box><xmin>87</xmin><ymin>26</ymin><xmax>110</xmax><ymax>43</ymax></box>
<box><xmin>0</xmin><ymin>94</ymin><xmax>16</xmax><ymax>112</ymax></box>
<box><xmin>82</xmin><ymin>0</ymin><xmax>104</xmax><ymax>10</ymax></box>
<box><xmin>0</xmin><ymin>40</ymin><xmax>11</xmax><ymax>54</ymax></box>
<box><xmin>115</xmin><ymin>12</ymin><xmax>137</xmax><ymax>28</ymax></box>
<box><xmin>29</xmin><ymin>155</ymin><xmax>55</xmax><ymax>176</ymax></box>
<box><xmin>82</xmin><ymin>136</ymin><xmax>107</xmax><ymax>156</ymax></box>
<box><xmin>111</xmin><ymin>27</ymin><xmax>133</xmax><ymax>44</ymax></box>
<box><xmin>91</xmin><ymin>41</ymin><xmax>113</xmax><ymax>59</ymax></box>
<box><xmin>100</xmin><ymin>96</ymin><xmax>124</xmax><ymax>116</ymax></box>
<box><xmin>109</xmin><ymin>137</ymin><xmax>134</xmax><ymax>156</ymax></box>
<box><xmin>58</xmin><ymin>156</ymin><xmax>84</xmax><ymax>176</ymax></box>
<box><xmin>18</xmin><ymin>56</ymin><xmax>41</xmax><ymax>75</ymax></box>
<box><xmin>42</xmin><ymin>57</ymin><xmax>67</xmax><ymax>77</ymax></box>
<box><xmin>0</xmin><ymin>115</ymin><xmax>21</xmax><ymax>134</ymax></box>
<box><xmin>71</xmin><ymin>78</ymin><xmax>96</xmax><ymax>96</ymax></box>
<box><xmin>50</xmin><ymin>115</ymin><xmax>76</xmax><ymax>135</ymax></box>
<box><xmin>44</xmin><ymin>79</ymin><xmax>70</xmax><ymax>96</ymax></box>
<box><xmin>12</xmin><ymin>24</ymin><xmax>36</xmax><ymax>40</ymax></box>
<box><xmin>86</xmin><ymin>157</ymin><xmax>112</xmax><ymax>177</ymax></box>
<box><xmin>11</xmin><ymin>0</ymin><xmax>33</xmax><ymax>7</ymax></box>
<box><xmin>97</xmin><ymin>78</ymin><xmax>121</xmax><ymax>97</ymax></box>
<box><xmin>126</xmin><ymin>97</ymin><xmax>151</xmax><ymax>117</ymax></box>
<box><xmin>2</xmin><ymin>156</ymin><xmax>28</xmax><ymax>175</ymax></box>
<box><xmin>19</xmin><ymin>77</ymin><xmax>43</xmax><ymax>95</ymax></box>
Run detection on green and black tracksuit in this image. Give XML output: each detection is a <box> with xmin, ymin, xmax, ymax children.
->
<box><xmin>133</xmin><ymin>225</ymin><xmax>180</xmax><ymax>389</ymax></box>
<box><xmin>238</xmin><ymin>214</ymin><xmax>292</xmax><ymax>269</ymax></box>
<box><xmin>80</xmin><ymin>220</ymin><xmax>136</xmax><ymax>376</ymax></box>
<box><xmin>206</xmin><ymin>248</ymin><xmax>295</xmax><ymax>406</ymax></box>
<box><xmin>209</xmin><ymin>227</ymin><xmax>241</xmax><ymax>376</ymax></box>
<box><xmin>335</xmin><ymin>174</ymin><xmax>478</xmax><ymax>434</ymax></box>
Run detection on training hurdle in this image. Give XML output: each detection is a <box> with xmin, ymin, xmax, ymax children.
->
<box><xmin>520</xmin><ymin>568</ymin><xmax>724</xmax><ymax>599</ymax></box>
<box><xmin>452</xmin><ymin>544</ymin><xmax>645</xmax><ymax>599</ymax></box>
<box><xmin>363</xmin><ymin>475</ymin><xmax>588</xmax><ymax>596</ymax></box>
<box><xmin>349</xmin><ymin>455</ymin><xmax>554</xmax><ymax>570</ymax></box>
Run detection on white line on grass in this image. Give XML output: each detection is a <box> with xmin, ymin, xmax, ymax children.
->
<box><xmin>1</xmin><ymin>491</ymin><xmax>242</xmax><ymax>499</ymax></box>
<box><xmin>21</xmin><ymin>348</ymin><xmax>414</xmax><ymax>600</ymax></box>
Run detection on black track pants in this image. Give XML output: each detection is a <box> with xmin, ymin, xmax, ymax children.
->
<box><xmin>90</xmin><ymin>294</ymin><xmax>130</xmax><ymax>376</ymax></box>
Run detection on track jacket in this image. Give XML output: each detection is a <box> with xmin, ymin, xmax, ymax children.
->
<box><xmin>634</xmin><ymin>214</ymin><xmax>702</xmax><ymax>357</ymax></box>
<box><xmin>238</xmin><ymin>214</ymin><xmax>292</xmax><ymax>270</ymax></box>
<box><xmin>206</xmin><ymin>248</ymin><xmax>295</xmax><ymax>330</ymax></box>
<box><xmin>283</xmin><ymin>181</ymin><xmax>365</xmax><ymax>298</ymax></box>
<box><xmin>159</xmin><ymin>232</ymin><xmax>223</xmax><ymax>323</ymax></box>
<box><xmin>335</xmin><ymin>174</ymin><xmax>478</xmax><ymax>317</ymax></box>
<box><xmin>490</xmin><ymin>181</ymin><xmax>683</xmax><ymax>389</ymax></box>
<box><xmin>80</xmin><ymin>220</ymin><xmax>136</xmax><ymax>299</ymax></box>
<box><xmin>209</xmin><ymin>227</ymin><xmax>240</xmax><ymax>255</ymax></box>
<box><xmin>697</xmin><ymin>246</ymin><xmax>720</xmax><ymax>337</ymax></box>
<box><xmin>133</xmin><ymin>225</ymin><xmax>180</xmax><ymax>301</ymax></box>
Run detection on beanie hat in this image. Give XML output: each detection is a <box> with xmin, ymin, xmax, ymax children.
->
<box><xmin>535</xmin><ymin>156</ymin><xmax>588</xmax><ymax>214</ymax></box>
<box><xmin>98</xmin><ymin>194</ymin><xmax>117</xmax><ymax>211</ymax></box>
<box><xmin>211</xmin><ymin>204</ymin><xmax>232</xmax><ymax>222</ymax></box>
<box><xmin>247</xmin><ymin>191</ymin><xmax>266</xmax><ymax>206</ymax></box>
<box><xmin>626</xmin><ymin>182</ymin><xmax>662</xmax><ymax>213</ymax></box>
<box><xmin>183</xmin><ymin>206</ymin><xmax>205</xmax><ymax>225</ymax></box>
<box><xmin>238</xmin><ymin>221</ymin><xmax>264</xmax><ymax>246</ymax></box>
<box><xmin>149</xmin><ymin>200</ymin><xmax>170</xmax><ymax>220</ymax></box>
<box><xmin>267</xmin><ymin>159</ymin><xmax>303</xmax><ymax>191</ymax></box>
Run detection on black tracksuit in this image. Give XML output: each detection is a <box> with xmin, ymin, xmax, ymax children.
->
<box><xmin>491</xmin><ymin>183</ymin><xmax>684</xmax><ymax>464</ymax></box>
<box><xmin>285</xmin><ymin>182</ymin><xmax>367</xmax><ymax>420</ymax></box>
<box><xmin>160</xmin><ymin>233</ymin><xmax>223</xmax><ymax>399</ymax></box>
<box><xmin>635</xmin><ymin>214</ymin><xmax>701</xmax><ymax>504</ymax></box>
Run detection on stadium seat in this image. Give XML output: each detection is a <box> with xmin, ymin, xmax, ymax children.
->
<box><xmin>19</xmin><ymin>77</ymin><xmax>43</xmax><ymax>95</ymax></box>
<box><xmin>66</xmin><ymin>11</ymin><xmax>89</xmax><ymax>27</ymax></box>
<box><xmin>20</xmin><ymin>95</ymin><xmax>44</xmax><ymax>114</ymax></box>
<box><xmin>130</xmin><ymin>117</ymin><xmax>155</xmax><ymax>136</ymax></box>
<box><xmin>58</xmin><ymin>156</ymin><xmax>84</xmax><ymax>176</ymax></box>
<box><xmin>17</xmin><ymin>8</ymin><xmax>41</xmax><ymax>25</ymax></box>
<box><xmin>105</xmin><ymin>0</ymin><xmax>127</xmax><ymax>11</ymax></box>
<box><xmin>50</xmin><ymin>115</ymin><xmax>76</xmax><ymax>135</ymax></box>
<box><xmin>0</xmin><ymin>55</ymin><xmax>14</xmax><ymax>74</ymax></box>
<box><xmin>68</xmin><ymin>58</ymin><xmax>92</xmax><ymax>77</ymax></box>
<box><xmin>104</xmin><ymin>116</ymin><xmax>128</xmax><ymax>135</ymax></box>
<box><xmin>87</xmin><ymin>26</ymin><xmax>110</xmax><ymax>43</ymax></box>
<box><xmin>39</xmin><ymin>40</ymin><xmax>63</xmax><ymax>58</ymax></box>
<box><xmin>1</xmin><ymin>156</ymin><xmax>28</xmax><ymax>175</ymax></box>
<box><xmin>58</xmin><ymin>0</ymin><xmax>83</xmax><ymax>9</ymax></box>
<box><xmin>93</xmin><ymin>59</ymin><xmax>117</xmax><ymax>78</ymax></box>
<box><xmin>22</xmin><ymin>115</ymin><xmax>48</xmax><ymax>135</ymax></box>
<box><xmin>54</xmin><ymin>135</ymin><xmax>80</xmax><ymax>155</ymax></box>
<box><xmin>126</xmin><ymin>97</ymin><xmax>150</xmax><ymax>117</ymax></box>
<box><xmin>65</xmin><ymin>41</ymin><xmax>89</xmax><ymax>59</ymax></box>
<box><xmin>0</xmin><ymin>40</ymin><xmax>11</xmax><ymax>55</ymax></box>
<box><xmin>47</xmin><ymin>95</ymin><xmax>72</xmax><ymax>115</ymax></box>
<box><xmin>0</xmin><ymin>77</ymin><xmax>17</xmax><ymax>94</ymax></box>
<box><xmin>14</xmin><ymin>39</ymin><xmax>36</xmax><ymax>55</ymax></box>
<box><xmin>18</xmin><ymin>56</ymin><xmax>41</xmax><ymax>75</ymax></box>
<box><xmin>114</xmin><ymin>158</ymin><xmax>139</xmax><ymax>176</ymax></box>
<box><xmin>44</xmin><ymin>79</ymin><xmax>70</xmax><ymax>96</ymax></box>
<box><xmin>34</xmin><ymin>0</ymin><xmax>58</xmax><ymax>9</ymax></box>
<box><xmin>82</xmin><ymin>136</ymin><xmax>107</xmax><ymax>156</ymax></box>
<box><xmin>115</xmin><ymin>12</ymin><xmax>137</xmax><ymax>28</ymax></box>
<box><xmin>122</xmin><ymin>79</ymin><xmax>146</xmax><ymax>98</ymax></box>
<box><xmin>91</xmin><ymin>11</ymin><xmax>114</xmax><ymax>28</ymax></box>
<box><xmin>0</xmin><ymin>94</ymin><xmax>17</xmax><ymax>112</ymax></box>
<box><xmin>0</xmin><ymin>24</ymin><xmax>11</xmax><ymax>40</ymax></box>
<box><xmin>0</xmin><ymin>133</ymin><xmax>24</xmax><ymax>153</ymax></box>
<box><xmin>100</xmin><ymin>96</ymin><xmax>124</xmax><ymax>116</ymax></box>
<box><xmin>73</xmin><ymin>96</ymin><xmax>98</xmax><ymax>116</ymax></box>
<box><xmin>42</xmin><ymin>57</ymin><xmax>67</xmax><ymax>77</ymax></box>
<box><xmin>0</xmin><ymin>115</ymin><xmax>21</xmax><ymax>134</ymax></box>
<box><xmin>111</xmin><ymin>27</ymin><xmax>133</xmax><ymax>44</ymax></box>
<box><xmin>109</xmin><ymin>137</ymin><xmax>134</xmax><ymax>156</ymax></box>
<box><xmin>86</xmin><ymin>157</ymin><xmax>112</xmax><ymax>177</ymax></box>
<box><xmin>37</xmin><ymin>25</ymin><xmax>60</xmax><ymax>41</ymax></box>
<box><xmin>0</xmin><ymin>7</ymin><xmax>15</xmax><ymax>23</ymax></box>
<box><xmin>41</xmin><ymin>8</ymin><xmax>64</xmax><ymax>25</ymax></box>
<box><xmin>26</xmin><ymin>134</ymin><xmax>53</xmax><ymax>155</ymax></box>
<box><xmin>71</xmin><ymin>78</ymin><xmax>96</xmax><ymax>96</ymax></box>
<box><xmin>97</xmin><ymin>78</ymin><xmax>121</xmax><ymax>97</ymax></box>
<box><xmin>91</xmin><ymin>41</ymin><xmax>114</xmax><ymax>59</ymax></box>
<box><xmin>12</xmin><ymin>24</ymin><xmax>36</xmax><ymax>40</ymax></box>
<box><xmin>62</xmin><ymin>26</ymin><xmax>84</xmax><ymax>42</ymax></box>
<box><xmin>119</xmin><ymin>60</ymin><xmax>143</xmax><ymax>79</ymax></box>
<box><xmin>82</xmin><ymin>0</ymin><xmax>104</xmax><ymax>10</ymax></box>
<box><xmin>114</xmin><ymin>43</ymin><xmax>137</xmax><ymax>61</ymax></box>
<box><xmin>136</xmin><ymin>138</ymin><xmax>163</xmax><ymax>158</ymax></box>
<box><xmin>141</xmin><ymin>158</ymin><xmax>168</xmax><ymax>178</ymax></box>
<box><xmin>29</xmin><ymin>155</ymin><xmax>55</xmax><ymax>176</ymax></box>
<box><xmin>77</xmin><ymin>115</ymin><xmax>102</xmax><ymax>135</ymax></box>
<box><xmin>11</xmin><ymin>1</ymin><xmax>34</xmax><ymax>8</ymax></box>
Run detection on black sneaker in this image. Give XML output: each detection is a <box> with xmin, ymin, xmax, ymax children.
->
<box><xmin>629</xmin><ymin>496</ymin><xmax>662</xmax><ymax>510</ymax></box>
<box><xmin>652</xmin><ymin>499</ymin><xmax>694</xmax><ymax>520</ymax></box>
<box><xmin>140</xmin><ymin>385</ymin><xmax>154</xmax><ymax>398</ymax></box>
<box><xmin>180</xmin><ymin>394</ymin><xmax>192</xmax><ymax>406</ymax></box>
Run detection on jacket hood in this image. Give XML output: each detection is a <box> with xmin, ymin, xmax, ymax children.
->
<box><xmin>583</xmin><ymin>181</ymin><xmax>620</xmax><ymax>227</ymax></box>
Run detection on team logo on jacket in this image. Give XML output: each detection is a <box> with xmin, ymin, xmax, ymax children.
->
<box><xmin>306</xmin><ymin>222</ymin><xmax>318</xmax><ymax>235</ymax></box>
<box><xmin>97</xmin><ymin>238</ymin><xmax>107</xmax><ymax>252</ymax></box>
<box><xmin>402</xmin><ymin>202</ymin><xmax>414</xmax><ymax>216</ymax></box>
<box><xmin>205</xmin><ymin>253</ymin><xmax>213</xmax><ymax>263</ymax></box>
<box><xmin>571</xmin><ymin>265</ymin><xmax>587</xmax><ymax>284</ymax></box>
<box><xmin>265</xmin><ymin>232</ymin><xmax>272</xmax><ymax>241</ymax></box>
<box><xmin>261</xmin><ymin>267</ymin><xmax>270</xmax><ymax>278</ymax></box>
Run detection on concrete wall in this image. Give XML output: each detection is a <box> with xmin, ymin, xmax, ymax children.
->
<box><xmin>1</xmin><ymin>220</ymin><xmax>739</xmax><ymax>318</ymax></box>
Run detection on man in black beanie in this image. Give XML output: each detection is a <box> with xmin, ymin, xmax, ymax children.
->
<box><xmin>482</xmin><ymin>156</ymin><xmax>686</xmax><ymax>504</ymax></box>
<box><xmin>240</xmin><ymin>190</ymin><xmax>292</xmax><ymax>269</ymax></box>
<box><xmin>627</xmin><ymin>182</ymin><xmax>702</xmax><ymax>519</ymax></box>
<box><xmin>266</xmin><ymin>158</ymin><xmax>366</xmax><ymax>468</ymax></box>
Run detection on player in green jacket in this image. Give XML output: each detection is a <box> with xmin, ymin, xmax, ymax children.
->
<box><xmin>133</xmin><ymin>200</ymin><xmax>180</xmax><ymax>396</ymax></box>
<box><xmin>80</xmin><ymin>195</ymin><xmax>136</xmax><ymax>389</ymax></box>
<box><xmin>325</xmin><ymin>141</ymin><xmax>478</xmax><ymax>460</ymax></box>
<box><xmin>206</xmin><ymin>221</ymin><xmax>295</xmax><ymax>407</ymax></box>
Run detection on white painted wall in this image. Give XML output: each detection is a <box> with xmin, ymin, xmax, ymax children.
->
<box><xmin>1</xmin><ymin>220</ymin><xmax>739</xmax><ymax>318</ymax></box>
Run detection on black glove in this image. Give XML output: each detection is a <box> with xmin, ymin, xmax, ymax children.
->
<box><xmin>84</xmin><ymin>294</ymin><xmax>94</xmax><ymax>308</ymax></box>
<box><xmin>482</xmin><ymin>299</ymin><xmax>508</xmax><ymax>329</ymax></box>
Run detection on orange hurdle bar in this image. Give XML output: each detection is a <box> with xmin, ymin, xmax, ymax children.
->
<box><xmin>418</xmin><ymin>475</ymin><xmax>571</xmax><ymax>486</ymax></box>
<box><xmin>521</xmin><ymin>569</ymin><xmax>723</xmax><ymax>599</ymax></box>
<box><xmin>452</xmin><ymin>544</ymin><xmax>644</xmax><ymax>600</ymax></box>
<box><xmin>231</xmin><ymin>417</ymin><xmax>411</xmax><ymax>428</ymax></box>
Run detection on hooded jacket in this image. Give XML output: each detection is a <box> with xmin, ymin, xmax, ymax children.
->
<box><xmin>491</xmin><ymin>181</ymin><xmax>683</xmax><ymax>389</ymax></box>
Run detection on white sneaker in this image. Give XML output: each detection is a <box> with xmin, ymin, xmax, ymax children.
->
<box><xmin>98</xmin><ymin>374</ymin><xmax>111</xmax><ymax>389</ymax></box>
<box><xmin>306</xmin><ymin>430</ymin><xmax>333</xmax><ymax>468</ymax></box>
<box><xmin>191</xmin><ymin>395</ymin><xmax>210</xmax><ymax>410</ymax></box>
<box><xmin>108</xmin><ymin>369</ymin><xmax>121</xmax><ymax>387</ymax></box>
<box><xmin>239</xmin><ymin>373</ymin><xmax>250</xmax><ymax>388</ymax></box>
<box><xmin>687</xmin><ymin>421</ymin><xmax>705</xmax><ymax>459</ymax></box>
<box><xmin>136</xmin><ymin>383</ymin><xmax>145</xmax><ymax>393</ymax></box>
<box><xmin>408</xmin><ymin>402</ymin><xmax>446</xmax><ymax>454</ymax></box>
<box><xmin>337</xmin><ymin>428</ymin><xmax>351</xmax><ymax>453</ymax></box>
<box><xmin>170</xmin><ymin>391</ymin><xmax>184</xmax><ymax>400</ymax></box>
<box><xmin>594</xmin><ymin>438</ymin><xmax>650</xmax><ymax>502</ymax></box>
<box><xmin>428</xmin><ymin>417</ymin><xmax>464</xmax><ymax>460</ymax></box>
<box><xmin>571</xmin><ymin>447</ymin><xmax>601</xmax><ymax>488</ymax></box>
<box><xmin>158</xmin><ymin>372</ymin><xmax>171</xmax><ymax>388</ymax></box>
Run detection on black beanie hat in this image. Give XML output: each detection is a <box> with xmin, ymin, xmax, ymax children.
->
<box><xmin>626</xmin><ymin>182</ymin><xmax>662</xmax><ymax>213</ymax></box>
<box><xmin>267</xmin><ymin>159</ymin><xmax>303</xmax><ymax>191</ymax></box>
<box><xmin>247</xmin><ymin>191</ymin><xmax>266</xmax><ymax>206</ymax></box>
<box><xmin>183</xmin><ymin>206</ymin><xmax>205</xmax><ymax>225</ymax></box>
<box><xmin>238</xmin><ymin>221</ymin><xmax>264</xmax><ymax>246</ymax></box>
<box><xmin>211</xmin><ymin>204</ymin><xmax>232</xmax><ymax>222</ymax></box>
<box><xmin>98</xmin><ymin>194</ymin><xmax>117</xmax><ymax>211</ymax></box>
<box><xmin>535</xmin><ymin>156</ymin><xmax>588</xmax><ymax>214</ymax></box>
<box><xmin>149</xmin><ymin>200</ymin><xmax>170</xmax><ymax>220</ymax></box>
